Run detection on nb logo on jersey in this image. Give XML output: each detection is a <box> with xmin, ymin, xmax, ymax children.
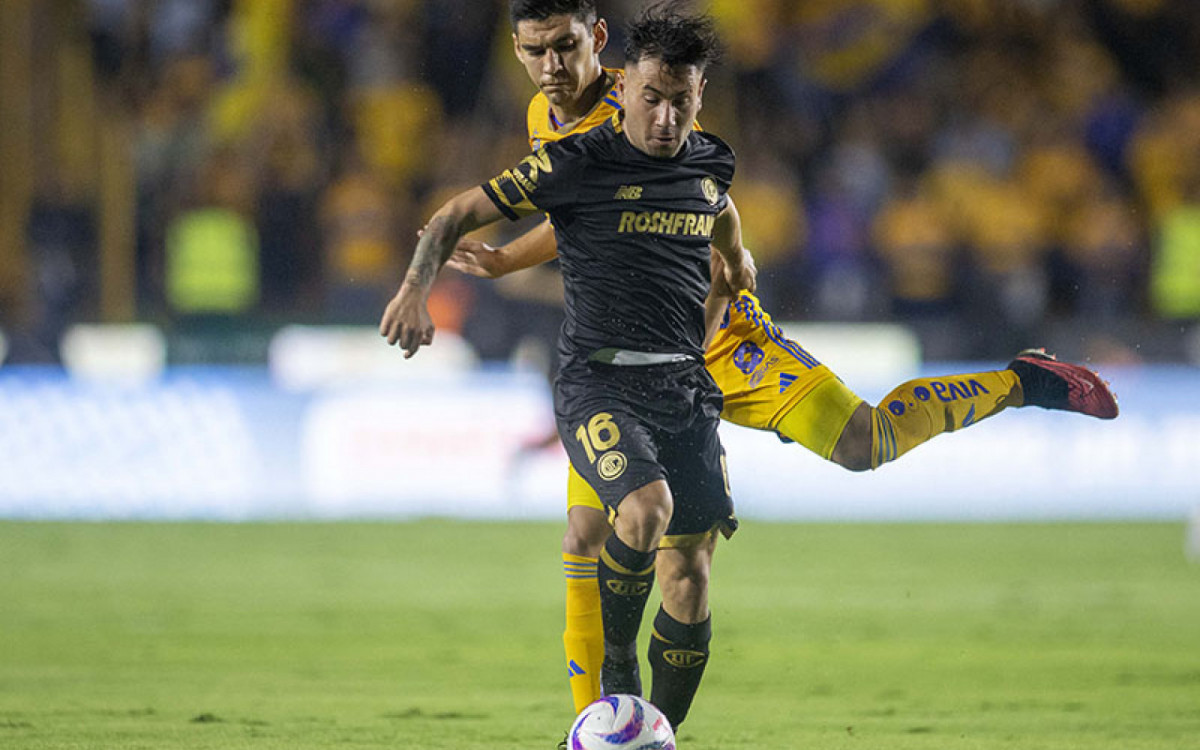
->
<box><xmin>614</xmin><ymin>185</ymin><xmax>643</xmax><ymax>200</ymax></box>
<box><xmin>606</xmin><ymin>580</ymin><xmax>650</xmax><ymax>597</ymax></box>
<box><xmin>663</xmin><ymin>649</ymin><xmax>707</xmax><ymax>669</ymax></box>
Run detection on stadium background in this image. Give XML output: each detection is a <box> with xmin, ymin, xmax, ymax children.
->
<box><xmin>0</xmin><ymin>0</ymin><xmax>1198</xmax><ymax>523</ymax></box>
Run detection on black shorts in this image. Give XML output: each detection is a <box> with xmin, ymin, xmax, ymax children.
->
<box><xmin>554</xmin><ymin>358</ymin><xmax>737</xmax><ymax>540</ymax></box>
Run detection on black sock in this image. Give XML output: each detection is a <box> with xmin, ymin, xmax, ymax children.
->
<box><xmin>648</xmin><ymin>606</ymin><xmax>711</xmax><ymax>730</ymax></box>
<box><xmin>597</xmin><ymin>534</ymin><xmax>657</xmax><ymax>649</ymax></box>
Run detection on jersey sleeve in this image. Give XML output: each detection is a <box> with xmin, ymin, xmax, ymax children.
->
<box><xmin>481</xmin><ymin>141</ymin><xmax>583</xmax><ymax>221</ymax></box>
<box><xmin>703</xmin><ymin>133</ymin><xmax>736</xmax><ymax>214</ymax></box>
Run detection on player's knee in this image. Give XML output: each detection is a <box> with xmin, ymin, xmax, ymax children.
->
<box><xmin>830</xmin><ymin>404</ymin><xmax>873</xmax><ymax>472</ymax></box>
<box><xmin>831</xmin><ymin>437</ymin><xmax>872</xmax><ymax>472</ymax></box>
<box><xmin>621</xmin><ymin>503</ymin><xmax>671</xmax><ymax>547</ymax></box>
<box><xmin>562</xmin><ymin>517</ymin><xmax>610</xmax><ymax>558</ymax></box>
<box><xmin>614</xmin><ymin>485</ymin><xmax>672</xmax><ymax>550</ymax></box>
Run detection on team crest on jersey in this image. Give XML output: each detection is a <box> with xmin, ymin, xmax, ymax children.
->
<box><xmin>597</xmin><ymin>451</ymin><xmax>627</xmax><ymax>481</ymax></box>
<box><xmin>732</xmin><ymin>341</ymin><xmax>764</xmax><ymax>375</ymax></box>
<box><xmin>701</xmin><ymin>176</ymin><xmax>719</xmax><ymax>205</ymax></box>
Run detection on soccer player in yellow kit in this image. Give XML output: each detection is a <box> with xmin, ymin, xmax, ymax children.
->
<box><xmin>449</xmin><ymin>0</ymin><xmax>1119</xmax><ymax>721</ymax></box>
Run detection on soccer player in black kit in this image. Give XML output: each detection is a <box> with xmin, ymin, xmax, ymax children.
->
<box><xmin>381</xmin><ymin>4</ymin><xmax>752</xmax><ymax>733</ymax></box>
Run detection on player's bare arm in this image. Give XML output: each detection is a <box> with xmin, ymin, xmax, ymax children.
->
<box><xmin>711</xmin><ymin>196</ymin><xmax>756</xmax><ymax>294</ymax></box>
<box><xmin>446</xmin><ymin>218</ymin><xmax>558</xmax><ymax>278</ymax></box>
<box><xmin>380</xmin><ymin>187</ymin><xmax>503</xmax><ymax>357</ymax></box>
<box><xmin>703</xmin><ymin>252</ymin><xmax>735</xmax><ymax>348</ymax></box>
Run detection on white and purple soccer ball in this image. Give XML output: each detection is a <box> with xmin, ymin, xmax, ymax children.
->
<box><xmin>567</xmin><ymin>695</ymin><xmax>676</xmax><ymax>750</ymax></box>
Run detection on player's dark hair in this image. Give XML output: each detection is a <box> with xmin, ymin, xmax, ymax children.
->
<box><xmin>509</xmin><ymin>0</ymin><xmax>597</xmax><ymax>28</ymax></box>
<box><xmin>623</xmin><ymin>1</ymin><xmax>723</xmax><ymax>71</ymax></box>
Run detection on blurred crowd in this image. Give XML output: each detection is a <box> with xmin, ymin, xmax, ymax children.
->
<box><xmin>12</xmin><ymin>0</ymin><xmax>1200</xmax><ymax>363</ymax></box>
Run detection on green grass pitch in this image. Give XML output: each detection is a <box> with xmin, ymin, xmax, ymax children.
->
<box><xmin>1</xmin><ymin>521</ymin><xmax>1198</xmax><ymax>749</ymax></box>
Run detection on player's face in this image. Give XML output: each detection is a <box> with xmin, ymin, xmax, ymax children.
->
<box><xmin>622</xmin><ymin>58</ymin><xmax>705</xmax><ymax>159</ymax></box>
<box><xmin>513</xmin><ymin>15</ymin><xmax>607</xmax><ymax>109</ymax></box>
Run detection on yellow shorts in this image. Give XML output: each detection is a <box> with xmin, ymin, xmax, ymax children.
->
<box><xmin>706</xmin><ymin>292</ymin><xmax>862</xmax><ymax>459</ymax></box>
<box><xmin>566</xmin><ymin>292</ymin><xmax>861</xmax><ymax>515</ymax></box>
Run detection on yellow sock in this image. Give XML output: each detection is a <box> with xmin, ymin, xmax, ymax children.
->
<box><xmin>563</xmin><ymin>553</ymin><xmax>603</xmax><ymax>714</ymax></box>
<box><xmin>871</xmin><ymin>370</ymin><xmax>1022</xmax><ymax>468</ymax></box>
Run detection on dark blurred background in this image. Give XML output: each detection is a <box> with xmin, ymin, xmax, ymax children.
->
<box><xmin>2</xmin><ymin>0</ymin><xmax>1199</xmax><ymax>366</ymax></box>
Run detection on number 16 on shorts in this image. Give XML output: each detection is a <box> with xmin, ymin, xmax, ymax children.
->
<box><xmin>575</xmin><ymin>412</ymin><xmax>627</xmax><ymax>481</ymax></box>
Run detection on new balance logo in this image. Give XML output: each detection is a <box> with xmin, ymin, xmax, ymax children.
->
<box><xmin>614</xmin><ymin>185</ymin><xmax>643</xmax><ymax>200</ymax></box>
<box><xmin>567</xmin><ymin>660</ymin><xmax>586</xmax><ymax>677</ymax></box>
<box><xmin>779</xmin><ymin>373</ymin><xmax>798</xmax><ymax>393</ymax></box>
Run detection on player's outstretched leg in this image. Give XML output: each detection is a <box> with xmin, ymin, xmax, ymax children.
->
<box><xmin>1007</xmin><ymin>348</ymin><xmax>1119</xmax><ymax>419</ymax></box>
<box><xmin>784</xmin><ymin>366</ymin><xmax>1024</xmax><ymax>471</ymax></box>
<box><xmin>860</xmin><ymin>366</ymin><xmax>1024</xmax><ymax>469</ymax></box>
<box><xmin>783</xmin><ymin>350</ymin><xmax>1118</xmax><ymax>472</ymax></box>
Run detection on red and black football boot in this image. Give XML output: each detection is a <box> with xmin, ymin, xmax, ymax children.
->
<box><xmin>1007</xmin><ymin>349</ymin><xmax>1118</xmax><ymax>419</ymax></box>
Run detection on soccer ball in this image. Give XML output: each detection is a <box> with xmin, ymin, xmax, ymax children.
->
<box><xmin>566</xmin><ymin>695</ymin><xmax>675</xmax><ymax>750</ymax></box>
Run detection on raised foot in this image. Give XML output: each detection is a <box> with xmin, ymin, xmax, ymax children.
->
<box><xmin>1007</xmin><ymin>348</ymin><xmax>1118</xmax><ymax>419</ymax></box>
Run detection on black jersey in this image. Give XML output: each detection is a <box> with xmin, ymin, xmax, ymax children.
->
<box><xmin>482</xmin><ymin>111</ymin><xmax>735</xmax><ymax>365</ymax></box>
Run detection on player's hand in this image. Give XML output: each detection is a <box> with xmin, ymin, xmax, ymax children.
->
<box><xmin>445</xmin><ymin>238</ymin><xmax>507</xmax><ymax>278</ymax></box>
<box><xmin>724</xmin><ymin>247</ymin><xmax>757</xmax><ymax>295</ymax></box>
<box><xmin>379</xmin><ymin>283</ymin><xmax>434</xmax><ymax>358</ymax></box>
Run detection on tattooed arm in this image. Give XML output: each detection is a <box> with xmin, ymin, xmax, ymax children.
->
<box><xmin>380</xmin><ymin>187</ymin><xmax>504</xmax><ymax>358</ymax></box>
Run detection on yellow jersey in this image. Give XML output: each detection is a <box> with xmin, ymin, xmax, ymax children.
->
<box><xmin>527</xmin><ymin>68</ymin><xmax>625</xmax><ymax>151</ymax></box>
<box><xmin>704</xmin><ymin>291</ymin><xmax>836</xmax><ymax>432</ymax></box>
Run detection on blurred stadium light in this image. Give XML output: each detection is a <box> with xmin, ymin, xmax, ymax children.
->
<box><xmin>60</xmin><ymin>323</ymin><xmax>166</xmax><ymax>384</ymax></box>
<box><xmin>268</xmin><ymin>324</ymin><xmax>478</xmax><ymax>391</ymax></box>
<box><xmin>778</xmin><ymin>321</ymin><xmax>921</xmax><ymax>383</ymax></box>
